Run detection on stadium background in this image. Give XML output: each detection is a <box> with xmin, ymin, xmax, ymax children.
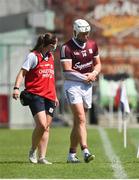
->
<box><xmin>0</xmin><ymin>0</ymin><xmax>139</xmax><ymax>128</ymax></box>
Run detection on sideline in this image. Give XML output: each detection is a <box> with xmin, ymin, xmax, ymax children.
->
<box><xmin>98</xmin><ymin>127</ymin><xmax>128</xmax><ymax>179</ymax></box>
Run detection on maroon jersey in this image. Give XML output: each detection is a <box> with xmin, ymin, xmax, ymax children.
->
<box><xmin>60</xmin><ymin>38</ymin><xmax>99</xmax><ymax>73</ymax></box>
<box><xmin>25</xmin><ymin>51</ymin><xmax>56</xmax><ymax>101</ymax></box>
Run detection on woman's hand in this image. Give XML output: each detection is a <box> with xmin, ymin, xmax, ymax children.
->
<box><xmin>55</xmin><ymin>97</ymin><xmax>59</xmax><ymax>107</ymax></box>
<box><xmin>13</xmin><ymin>89</ymin><xmax>20</xmax><ymax>100</ymax></box>
<box><xmin>12</xmin><ymin>68</ymin><xmax>27</xmax><ymax>100</ymax></box>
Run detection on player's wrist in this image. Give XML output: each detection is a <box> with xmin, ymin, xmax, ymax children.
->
<box><xmin>92</xmin><ymin>70</ymin><xmax>99</xmax><ymax>76</ymax></box>
<box><xmin>13</xmin><ymin>87</ymin><xmax>19</xmax><ymax>90</ymax></box>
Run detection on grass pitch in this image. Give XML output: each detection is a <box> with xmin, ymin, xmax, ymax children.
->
<box><xmin>0</xmin><ymin>127</ymin><xmax>139</xmax><ymax>178</ymax></box>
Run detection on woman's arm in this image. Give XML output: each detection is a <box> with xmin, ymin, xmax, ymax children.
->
<box><xmin>12</xmin><ymin>68</ymin><xmax>28</xmax><ymax>100</ymax></box>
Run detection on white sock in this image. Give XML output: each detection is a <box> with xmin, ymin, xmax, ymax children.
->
<box><xmin>39</xmin><ymin>157</ymin><xmax>45</xmax><ymax>160</ymax></box>
<box><xmin>68</xmin><ymin>153</ymin><xmax>76</xmax><ymax>159</ymax></box>
<box><xmin>82</xmin><ymin>148</ymin><xmax>90</xmax><ymax>156</ymax></box>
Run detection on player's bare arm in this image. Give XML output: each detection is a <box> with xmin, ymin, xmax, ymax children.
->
<box><xmin>61</xmin><ymin>59</ymin><xmax>73</xmax><ymax>71</ymax></box>
<box><xmin>13</xmin><ymin>68</ymin><xmax>28</xmax><ymax>100</ymax></box>
<box><xmin>84</xmin><ymin>56</ymin><xmax>101</xmax><ymax>83</ymax></box>
<box><xmin>61</xmin><ymin>60</ymin><xmax>87</xmax><ymax>81</ymax></box>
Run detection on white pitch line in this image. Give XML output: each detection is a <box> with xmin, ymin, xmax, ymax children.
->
<box><xmin>98</xmin><ymin>127</ymin><xmax>128</xmax><ymax>179</ymax></box>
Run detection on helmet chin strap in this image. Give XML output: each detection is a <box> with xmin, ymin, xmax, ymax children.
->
<box><xmin>73</xmin><ymin>31</ymin><xmax>84</xmax><ymax>46</ymax></box>
<box><xmin>73</xmin><ymin>31</ymin><xmax>78</xmax><ymax>38</ymax></box>
<box><xmin>74</xmin><ymin>38</ymin><xmax>85</xmax><ymax>46</ymax></box>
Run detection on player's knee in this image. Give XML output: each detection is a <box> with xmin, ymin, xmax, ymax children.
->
<box><xmin>45</xmin><ymin>125</ymin><xmax>50</xmax><ymax>132</ymax></box>
<box><xmin>77</xmin><ymin>114</ymin><xmax>86</xmax><ymax>124</ymax></box>
<box><xmin>79</xmin><ymin>118</ymin><xmax>86</xmax><ymax>125</ymax></box>
<box><xmin>38</xmin><ymin>123</ymin><xmax>48</xmax><ymax>132</ymax></box>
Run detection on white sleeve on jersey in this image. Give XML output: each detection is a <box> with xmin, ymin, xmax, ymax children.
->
<box><xmin>94</xmin><ymin>54</ymin><xmax>100</xmax><ymax>58</ymax></box>
<box><xmin>22</xmin><ymin>52</ymin><xmax>38</xmax><ymax>71</ymax></box>
<box><xmin>63</xmin><ymin>71</ymin><xmax>86</xmax><ymax>82</ymax></box>
<box><xmin>60</xmin><ymin>59</ymin><xmax>72</xmax><ymax>62</ymax></box>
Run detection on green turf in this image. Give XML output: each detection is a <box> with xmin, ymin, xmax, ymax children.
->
<box><xmin>106</xmin><ymin>128</ymin><xmax>139</xmax><ymax>179</ymax></box>
<box><xmin>0</xmin><ymin>127</ymin><xmax>139</xmax><ymax>178</ymax></box>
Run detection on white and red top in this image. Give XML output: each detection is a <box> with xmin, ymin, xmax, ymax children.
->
<box><xmin>22</xmin><ymin>51</ymin><xmax>56</xmax><ymax>101</ymax></box>
<box><xmin>60</xmin><ymin>38</ymin><xmax>99</xmax><ymax>74</ymax></box>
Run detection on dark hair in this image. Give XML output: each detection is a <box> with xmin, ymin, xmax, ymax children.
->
<box><xmin>31</xmin><ymin>32</ymin><xmax>57</xmax><ymax>52</ymax></box>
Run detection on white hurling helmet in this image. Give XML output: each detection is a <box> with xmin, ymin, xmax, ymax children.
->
<box><xmin>73</xmin><ymin>19</ymin><xmax>91</xmax><ymax>38</ymax></box>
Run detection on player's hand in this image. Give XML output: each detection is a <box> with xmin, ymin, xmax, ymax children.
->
<box><xmin>84</xmin><ymin>72</ymin><xmax>96</xmax><ymax>83</ymax></box>
<box><xmin>55</xmin><ymin>97</ymin><xmax>59</xmax><ymax>107</ymax></box>
<box><xmin>12</xmin><ymin>89</ymin><xmax>20</xmax><ymax>100</ymax></box>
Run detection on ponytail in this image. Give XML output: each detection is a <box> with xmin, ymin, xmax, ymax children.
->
<box><xmin>31</xmin><ymin>33</ymin><xmax>57</xmax><ymax>52</ymax></box>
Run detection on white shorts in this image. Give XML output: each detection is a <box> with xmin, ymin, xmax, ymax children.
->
<box><xmin>64</xmin><ymin>80</ymin><xmax>93</xmax><ymax>109</ymax></box>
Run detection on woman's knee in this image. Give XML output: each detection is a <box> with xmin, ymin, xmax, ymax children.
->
<box><xmin>36</xmin><ymin>122</ymin><xmax>48</xmax><ymax>132</ymax></box>
<box><xmin>34</xmin><ymin>112</ymin><xmax>50</xmax><ymax>131</ymax></box>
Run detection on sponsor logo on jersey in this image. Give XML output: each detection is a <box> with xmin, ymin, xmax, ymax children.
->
<box><xmin>39</xmin><ymin>69</ymin><xmax>54</xmax><ymax>78</ymax></box>
<box><xmin>40</xmin><ymin>64</ymin><xmax>51</xmax><ymax>67</ymax></box>
<box><xmin>89</xmin><ymin>49</ymin><xmax>93</xmax><ymax>54</ymax></box>
<box><xmin>73</xmin><ymin>51</ymin><xmax>80</xmax><ymax>55</ymax></box>
<box><xmin>74</xmin><ymin>61</ymin><xmax>93</xmax><ymax>70</ymax></box>
<box><xmin>81</xmin><ymin>50</ymin><xmax>87</xmax><ymax>57</ymax></box>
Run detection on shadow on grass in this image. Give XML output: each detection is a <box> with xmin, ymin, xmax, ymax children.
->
<box><xmin>0</xmin><ymin>160</ymin><xmax>68</xmax><ymax>165</ymax></box>
<box><xmin>52</xmin><ymin>161</ymin><xmax>84</xmax><ymax>164</ymax></box>
<box><xmin>0</xmin><ymin>160</ymin><xmax>110</xmax><ymax>165</ymax></box>
<box><xmin>51</xmin><ymin>161</ymin><xmax>67</xmax><ymax>164</ymax></box>
<box><xmin>123</xmin><ymin>160</ymin><xmax>139</xmax><ymax>164</ymax></box>
<box><xmin>0</xmin><ymin>160</ymin><xmax>29</xmax><ymax>164</ymax></box>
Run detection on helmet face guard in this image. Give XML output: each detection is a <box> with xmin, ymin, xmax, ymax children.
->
<box><xmin>73</xmin><ymin>19</ymin><xmax>91</xmax><ymax>38</ymax></box>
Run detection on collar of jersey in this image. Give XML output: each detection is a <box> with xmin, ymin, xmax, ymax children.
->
<box><xmin>40</xmin><ymin>53</ymin><xmax>49</xmax><ymax>61</ymax></box>
<box><xmin>72</xmin><ymin>38</ymin><xmax>86</xmax><ymax>49</ymax></box>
